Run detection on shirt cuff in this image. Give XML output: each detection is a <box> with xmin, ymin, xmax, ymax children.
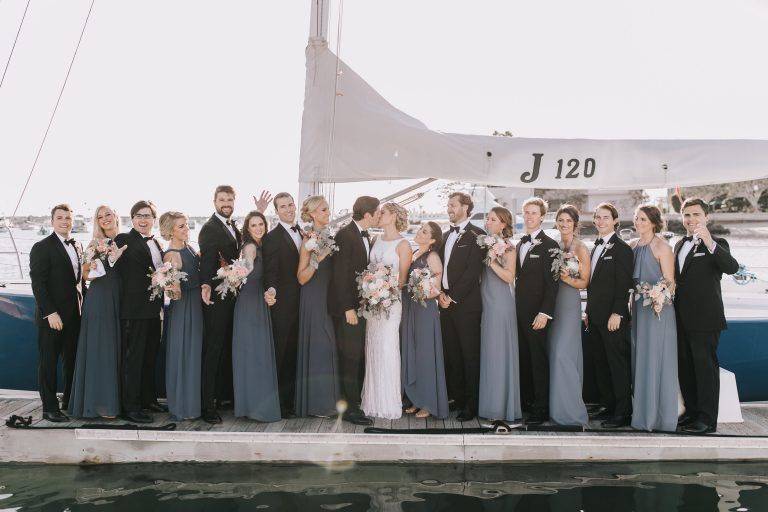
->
<box><xmin>539</xmin><ymin>312</ymin><xmax>553</xmax><ymax>320</ymax></box>
<box><xmin>709</xmin><ymin>242</ymin><xmax>717</xmax><ymax>253</ymax></box>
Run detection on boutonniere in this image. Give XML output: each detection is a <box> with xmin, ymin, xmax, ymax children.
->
<box><xmin>531</xmin><ymin>239</ymin><xmax>543</xmax><ymax>248</ymax></box>
<box><xmin>603</xmin><ymin>242</ymin><xmax>614</xmax><ymax>251</ymax></box>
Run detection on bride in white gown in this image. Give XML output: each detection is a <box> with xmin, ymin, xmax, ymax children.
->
<box><xmin>361</xmin><ymin>203</ymin><xmax>413</xmax><ymax>420</ymax></box>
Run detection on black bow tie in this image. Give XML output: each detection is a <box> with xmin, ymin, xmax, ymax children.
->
<box><xmin>143</xmin><ymin>235</ymin><xmax>154</xmax><ymax>241</ymax></box>
<box><xmin>226</xmin><ymin>219</ymin><xmax>237</xmax><ymax>227</ymax></box>
<box><xmin>449</xmin><ymin>226</ymin><xmax>460</xmax><ymax>234</ymax></box>
<box><xmin>360</xmin><ymin>230</ymin><xmax>370</xmax><ymax>239</ymax></box>
<box><xmin>682</xmin><ymin>235</ymin><xmax>694</xmax><ymax>243</ymax></box>
<box><xmin>290</xmin><ymin>224</ymin><xmax>300</xmax><ymax>233</ymax></box>
<box><xmin>594</xmin><ymin>238</ymin><xmax>604</xmax><ymax>247</ymax></box>
<box><xmin>521</xmin><ymin>234</ymin><xmax>532</xmax><ymax>244</ymax></box>
<box><xmin>64</xmin><ymin>238</ymin><xmax>76</xmax><ymax>246</ymax></box>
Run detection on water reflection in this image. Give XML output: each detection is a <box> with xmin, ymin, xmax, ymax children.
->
<box><xmin>0</xmin><ymin>462</ymin><xmax>766</xmax><ymax>511</ymax></box>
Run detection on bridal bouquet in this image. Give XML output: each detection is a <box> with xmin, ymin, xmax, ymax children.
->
<box><xmin>407</xmin><ymin>267</ymin><xmax>438</xmax><ymax>307</ymax></box>
<box><xmin>356</xmin><ymin>262</ymin><xmax>401</xmax><ymax>319</ymax></box>
<box><xmin>635</xmin><ymin>278</ymin><xmax>674</xmax><ymax>319</ymax></box>
<box><xmin>476</xmin><ymin>234</ymin><xmax>512</xmax><ymax>266</ymax></box>
<box><xmin>84</xmin><ymin>238</ymin><xmax>116</xmax><ymax>265</ymax></box>
<box><xmin>148</xmin><ymin>262</ymin><xmax>188</xmax><ymax>301</ymax></box>
<box><xmin>549</xmin><ymin>248</ymin><xmax>581</xmax><ymax>281</ymax></box>
<box><xmin>304</xmin><ymin>227</ymin><xmax>338</xmax><ymax>269</ymax></box>
<box><xmin>213</xmin><ymin>258</ymin><xmax>250</xmax><ymax>299</ymax></box>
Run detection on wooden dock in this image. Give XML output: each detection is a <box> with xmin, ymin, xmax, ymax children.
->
<box><xmin>2</xmin><ymin>392</ymin><xmax>768</xmax><ymax>464</ymax></box>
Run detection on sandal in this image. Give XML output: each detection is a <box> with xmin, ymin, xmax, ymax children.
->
<box><xmin>405</xmin><ymin>406</ymin><xmax>418</xmax><ymax>414</ymax></box>
<box><xmin>415</xmin><ymin>409</ymin><xmax>430</xmax><ymax>419</ymax></box>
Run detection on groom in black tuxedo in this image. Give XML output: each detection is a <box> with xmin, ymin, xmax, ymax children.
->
<box><xmin>199</xmin><ymin>185</ymin><xmax>242</xmax><ymax>424</ymax></box>
<box><xmin>585</xmin><ymin>202</ymin><xmax>634</xmax><ymax>428</ymax></box>
<box><xmin>29</xmin><ymin>204</ymin><xmax>85</xmax><ymax>422</ymax></box>
<box><xmin>328</xmin><ymin>195</ymin><xmax>380</xmax><ymax>426</ymax></box>
<box><xmin>263</xmin><ymin>192</ymin><xmax>303</xmax><ymax>417</ymax></box>
<box><xmin>113</xmin><ymin>200</ymin><xmax>164</xmax><ymax>423</ymax></box>
<box><xmin>438</xmin><ymin>192</ymin><xmax>485</xmax><ymax>422</ymax></box>
<box><xmin>674</xmin><ymin>198</ymin><xmax>739</xmax><ymax>434</ymax></box>
<box><xmin>515</xmin><ymin>197</ymin><xmax>559</xmax><ymax>425</ymax></box>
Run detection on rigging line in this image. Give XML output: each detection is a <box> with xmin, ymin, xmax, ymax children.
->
<box><xmin>0</xmin><ymin>0</ymin><xmax>32</xmax><ymax>89</ymax></box>
<box><xmin>10</xmin><ymin>0</ymin><xmax>96</xmax><ymax>219</ymax></box>
<box><xmin>324</xmin><ymin>0</ymin><xmax>343</xmax><ymax>214</ymax></box>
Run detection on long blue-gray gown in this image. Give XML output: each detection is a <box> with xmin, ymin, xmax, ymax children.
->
<box><xmin>400</xmin><ymin>251</ymin><xmax>448</xmax><ymax>419</ymax></box>
<box><xmin>232</xmin><ymin>243</ymin><xmax>281</xmax><ymax>421</ymax></box>
<box><xmin>68</xmin><ymin>248</ymin><xmax>120</xmax><ymax>418</ymax></box>
<box><xmin>295</xmin><ymin>251</ymin><xmax>340</xmax><ymax>417</ymax></box>
<box><xmin>478</xmin><ymin>263</ymin><xmax>522</xmax><ymax>421</ymax></box>
<box><xmin>631</xmin><ymin>242</ymin><xmax>679</xmax><ymax>431</ymax></box>
<box><xmin>547</xmin><ymin>264</ymin><xmax>589</xmax><ymax>427</ymax></box>
<box><xmin>164</xmin><ymin>245</ymin><xmax>202</xmax><ymax>420</ymax></box>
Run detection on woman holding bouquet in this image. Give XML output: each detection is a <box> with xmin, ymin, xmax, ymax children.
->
<box><xmin>547</xmin><ymin>205</ymin><xmax>590</xmax><ymax>427</ymax></box>
<box><xmin>361</xmin><ymin>202</ymin><xmax>412</xmax><ymax>420</ymax></box>
<box><xmin>68</xmin><ymin>205</ymin><xmax>126</xmax><ymax>418</ymax></box>
<box><xmin>478</xmin><ymin>207</ymin><xmax>522</xmax><ymax>423</ymax></box>
<box><xmin>232</xmin><ymin>211</ymin><xmax>281</xmax><ymax>422</ymax></box>
<box><xmin>295</xmin><ymin>196</ymin><xmax>341</xmax><ymax>417</ymax></box>
<box><xmin>400</xmin><ymin>221</ymin><xmax>448</xmax><ymax>419</ymax></box>
<box><xmin>630</xmin><ymin>205</ymin><xmax>678</xmax><ymax>432</ymax></box>
<box><xmin>161</xmin><ymin>211</ymin><xmax>202</xmax><ymax>421</ymax></box>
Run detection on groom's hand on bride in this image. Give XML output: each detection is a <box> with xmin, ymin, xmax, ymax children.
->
<box><xmin>438</xmin><ymin>293</ymin><xmax>451</xmax><ymax>309</ymax></box>
<box><xmin>345</xmin><ymin>309</ymin><xmax>358</xmax><ymax>326</ymax></box>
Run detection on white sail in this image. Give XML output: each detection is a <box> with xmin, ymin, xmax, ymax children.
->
<box><xmin>299</xmin><ymin>43</ymin><xmax>768</xmax><ymax>191</ymax></box>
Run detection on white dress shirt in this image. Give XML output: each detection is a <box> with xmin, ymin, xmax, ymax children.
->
<box><xmin>678</xmin><ymin>236</ymin><xmax>717</xmax><ymax>270</ymax></box>
<box><xmin>56</xmin><ymin>232</ymin><xmax>80</xmax><ymax>278</ymax></box>
<box><xmin>280</xmin><ymin>220</ymin><xmax>302</xmax><ymax>251</ymax></box>
<box><xmin>518</xmin><ymin>228</ymin><xmax>543</xmax><ymax>262</ymax></box>
<box><xmin>353</xmin><ymin>220</ymin><xmax>371</xmax><ymax>260</ymax></box>
<box><xmin>215</xmin><ymin>212</ymin><xmax>237</xmax><ymax>240</ymax></box>
<box><xmin>442</xmin><ymin>219</ymin><xmax>470</xmax><ymax>290</ymax></box>
<box><xmin>146</xmin><ymin>236</ymin><xmax>163</xmax><ymax>269</ymax></box>
<box><xmin>591</xmin><ymin>231</ymin><xmax>615</xmax><ymax>273</ymax></box>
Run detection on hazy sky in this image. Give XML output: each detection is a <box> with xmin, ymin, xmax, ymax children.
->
<box><xmin>2</xmin><ymin>0</ymin><xmax>767</xmax><ymax>217</ymax></box>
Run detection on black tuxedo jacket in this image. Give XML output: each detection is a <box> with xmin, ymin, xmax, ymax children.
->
<box><xmin>198</xmin><ymin>214</ymin><xmax>241</xmax><ymax>288</ymax></box>
<box><xmin>29</xmin><ymin>233</ymin><xmax>85</xmax><ymax>326</ymax></box>
<box><xmin>114</xmin><ymin>228</ymin><xmax>163</xmax><ymax>320</ymax></box>
<box><xmin>515</xmin><ymin>230</ymin><xmax>560</xmax><ymax>319</ymax></box>
<box><xmin>586</xmin><ymin>234</ymin><xmax>634</xmax><ymax>325</ymax></box>
<box><xmin>438</xmin><ymin>223</ymin><xmax>485</xmax><ymax>312</ymax></box>
<box><xmin>673</xmin><ymin>236</ymin><xmax>739</xmax><ymax>332</ymax></box>
<box><xmin>263</xmin><ymin>223</ymin><xmax>301</xmax><ymax>313</ymax></box>
<box><xmin>328</xmin><ymin>221</ymin><xmax>369</xmax><ymax>317</ymax></box>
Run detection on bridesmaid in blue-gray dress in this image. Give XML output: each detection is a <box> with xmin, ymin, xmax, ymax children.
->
<box><xmin>295</xmin><ymin>196</ymin><xmax>340</xmax><ymax>417</ymax></box>
<box><xmin>478</xmin><ymin>207</ymin><xmax>522</xmax><ymax>422</ymax></box>
<box><xmin>69</xmin><ymin>205</ymin><xmax>125</xmax><ymax>418</ymax></box>
<box><xmin>161</xmin><ymin>212</ymin><xmax>202</xmax><ymax>421</ymax></box>
<box><xmin>401</xmin><ymin>222</ymin><xmax>448</xmax><ymax>420</ymax></box>
<box><xmin>546</xmin><ymin>205</ymin><xmax>589</xmax><ymax>427</ymax></box>
<box><xmin>631</xmin><ymin>205</ymin><xmax>679</xmax><ymax>432</ymax></box>
<box><xmin>232</xmin><ymin>211</ymin><xmax>281</xmax><ymax>422</ymax></box>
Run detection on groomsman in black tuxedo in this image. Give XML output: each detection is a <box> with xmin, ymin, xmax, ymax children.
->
<box><xmin>113</xmin><ymin>200</ymin><xmax>164</xmax><ymax>423</ymax></box>
<box><xmin>675</xmin><ymin>198</ymin><xmax>739</xmax><ymax>434</ymax></box>
<box><xmin>585</xmin><ymin>202</ymin><xmax>634</xmax><ymax>428</ymax></box>
<box><xmin>438</xmin><ymin>192</ymin><xmax>485</xmax><ymax>422</ymax></box>
<box><xmin>199</xmin><ymin>185</ymin><xmax>242</xmax><ymax>424</ymax></box>
<box><xmin>263</xmin><ymin>192</ymin><xmax>302</xmax><ymax>417</ymax></box>
<box><xmin>29</xmin><ymin>204</ymin><xmax>86</xmax><ymax>422</ymax></box>
<box><xmin>329</xmin><ymin>196</ymin><xmax>380</xmax><ymax>426</ymax></box>
<box><xmin>515</xmin><ymin>197</ymin><xmax>559</xmax><ymax>425</ymax></box>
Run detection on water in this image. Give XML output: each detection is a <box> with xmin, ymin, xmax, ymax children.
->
<box><xmin>1</xmin><ymin>462</ymin><xmax>767</xmax><ymax>511</ymax></box>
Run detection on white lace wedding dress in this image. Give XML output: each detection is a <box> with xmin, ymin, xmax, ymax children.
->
<box><xmin>361</xmin><ymin>237</ymin><xmax>404</xmax><ymax>420</ymax></box>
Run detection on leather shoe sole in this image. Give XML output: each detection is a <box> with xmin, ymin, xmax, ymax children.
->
<box><xmin>120</xmin><ymin>412</ymin><xmax>153</xmax><ymax>424</ymax></box>
<box><xmin>682</xmin><ymin>421</ymin><xmax>715</xmax><ymax>434</ymax></box>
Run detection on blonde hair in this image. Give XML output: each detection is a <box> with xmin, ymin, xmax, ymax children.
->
<box><xmin>300</xmin><ymin>195</ymin><xmax>327</xmax><ymax>223</ymax></box>
<box><xmin>522</xmin><ymin>196</ymin><xmax>548</xmax><ymax>216</ymax></box>
<box><xmin>383</xmin><ymin>202</ymin><xmax>409</xmax><ymax>232</ymax></box>
<box><xmin>159</xmin><ymin>211</ymin><xmax>187</xmax><ymax>241</ymax></box>
<box><xmin>92</xmin><ymin>205</ymin><xmax>120</xmax><ymax>239</ymax></box>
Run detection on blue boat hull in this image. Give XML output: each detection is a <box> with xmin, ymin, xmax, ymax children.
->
<box><xmin>1</xmin><ymin>289</ymin><xmax>766</xmax><ymax>401</ymax></box>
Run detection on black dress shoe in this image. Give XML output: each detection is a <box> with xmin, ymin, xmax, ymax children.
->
<box><xmin>682</xmin><ymin>421</ymin><xmax>715</xmax><ymax>434</ymax></box>
<box><xmin>588</xmin><ymin>406</ymin><xmax>610</xmax><ymax>420</ymax></box>
<box><xmin>677</xmin><ymin>414</ymin><xmax>695</xmax><ymax>427</ymax></box>
<box><xmin>121</xmin><ymin>411</ymin><xmax>153</xmax><ymax>424</ymax></box>
<box><xmin>456</xmin><ymin>410</ymin><xmax>476</xmax><ymax>422</ymax></box>
<box><xmin>218</xmin><ymin>400</ymin><xmax>234</xmax><ymax>411</ymax></box>
<box><xmin>448</xmin><ymin>401</ymin><xmax>461</xmax><ymax>412</ymax></box>
<box><xmin>346</xmin><ymin>413</ymin><xmax>373</xmax><ymax>426</ymax></box>
<box><xmin>43</xmin><ymin>410</ymin><xmax>69</xmax><ymax>422</ymax></box>
<box><xmin>525</xmin><ymin>413</ymin><xmax>546</xmax><ymax>426</ymax></box>
<box><xmin>601</xmin><ymin>416</ymin><xmax>631</xmax><ymax>429</ymax></box>
<box><xmin>202</xmin><ymin>410</ymin><xmax>223</xmax><ymax>424</ymax></box>
<box><xmin>281</xmin><ymin>410</ymin><xmax>297</xmax><ymax>419</ymax></box>
<box><xmin>143</xmin><ymin>402</ymin><xmax>168</xmax><ymax>413</ymax></box>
